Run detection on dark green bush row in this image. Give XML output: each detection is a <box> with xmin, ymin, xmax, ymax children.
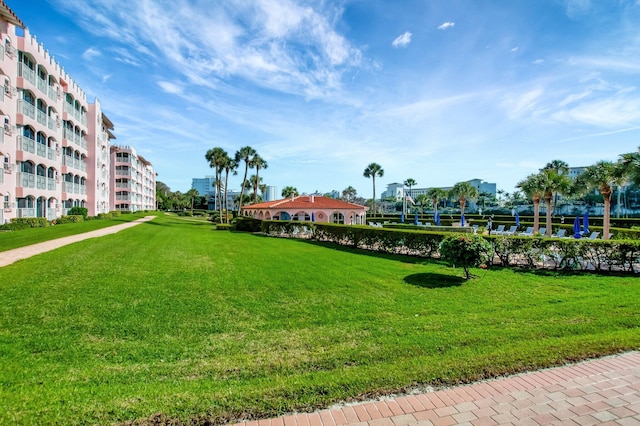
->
<box><xmin>55</xmin><ymin>215</ymin><xmax>85</xmax><ymax>224</ymax></box>
<box><xmin>235</xmin><ymin>217</ymin><xmax>262</xmax><ymax>232</ymax></box>
<box><xmin>1</xmin><ymin>217</ymin><xmax>51</xmax><ymax>230</ymax></box>
<box><xmin>260</xmin><ymin>221</ymin><xmax>640</xmax><ymax>273</ymax></box>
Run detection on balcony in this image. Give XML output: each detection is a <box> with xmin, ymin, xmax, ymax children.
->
<box><xmin>16</xmin><ymin>172</ymin><xmax>35</xmax><ymax>188</ymax></box>
<box><xmin>47</xmin><ymin>116</ymin><xmax>58</xmax><ymax>131</ymax></box>
<box><xmin>0</xmin><ymin>127</ymin><xmax>4</xmax><ymax>144</ymax></box>
<box><xmin>18</xmin><ymin>99</ymin><xmax>36</xmax><ymax>119</ymax></box>
<box><xmin>37</xmin><ymin>110</ymin><xmax>47</xmax><ymax>126</ymax></box>
<box><xmin>18</xmin><ymin>63</ymin><xmax>36</xmax><ymax>85</ymax></box>
<box><xmin>47</xmin><ymin>86</ymin><xmax>58</xmax><ymax>101</ymax></box>
<box><xmin>36</xmin><ymin>143</ymin><xmax>57</xmax><ymax>161</ymax></box>
<box><xmin>17</xmin><ymin>208</ymin><xmax>36</xmax><ymax>218</ymax></box>
<box><xmin>64</xmin><ymin>102</ymin><xmax>74</xmax><ymax>116</ymax></box>
<box><xmin>115</xmin><ymin>182</ymin><xmax>132</xmax><ymax>189</ymax></box>
<box><xmin>37</xmin><ymin>77</ymin><xmax>47</xmax><ymax>93</ymax></box>
<box><xmin>63</xmin><ymin>155</ymin><xmax>86</xmax><ymax>171</ymax></box>
<box><xmin>17</xmin><ymin>136</ymin><xmax>36</xmax><ymax>154</ymax></box>
<box><xmin>0</xmin><ymin>169</ymin><xmax>3</xmax><ymax>184</ymax></box>
<box><xmin>115</xmin><ymin>168</ymin><xmax>133</xmax><ymax>177</ymax></box>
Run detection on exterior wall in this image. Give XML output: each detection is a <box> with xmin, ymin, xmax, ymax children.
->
<box><xmin>243</xmin><ymin>207</ymin><xmax>366</xmax><ymax>224</ymax></box>
<box><xmin>110</xmin><ymin>145</ymin><xmax>155</xmax><ymax>212</ymax></box>
<box><xmin>86</xmin><ymin>101</ymin><xmax>112</xmax><ymax>216</ymax></box>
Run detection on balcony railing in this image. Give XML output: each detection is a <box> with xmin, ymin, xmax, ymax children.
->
<box><xmin>63</xmin><ymin>127</ymin><xmax>73</xmax><ymax>140</ymax></box>
<box><xmin>47</xmin><ymin>177</ymin><xmax>56</xmax><ymax>191</ymax></box>
<box><xmin>0</xmin><ymin>127</ymin><xmax>4</xmax><ymax>144</ymax></box>
<box><xmin>64</xmin><ymin>102</ymin><xmax>74</xmax><ymax>115</ymax></box>
<box><xmin>18</xmin><ymin>63</ymin><xmax>36</xmax><ymax>85</ymax></box>
<box><xmin>37</xmin><ymin>77</ymin><xmax>47</xmax><ymax>93</ymax></box>
<box><xmin>17</xmin><ymin>172</ymin><xmax>35</xmax><ymax>188</ymax></box>
<box><xmin>35</xmin><ymin>143</ymin><xmax>57</xmax><ymax>161</ymax></box>
<box><xmin>48</xmin><ymin>86</ymin><xmax>58</xmax><ymax>101</ymax></box>
<box><xmin>46</xmin><ymin>210</ymin><xmax>57</xmax><ymax>221</ymax></box>
<box><xmin>17</xmin><ymin>208</ymin><xmax>36</xmax><ymax>218</ymax></box>
<box><xmin>36</xmin><ymin>175</ymin><xmax>46</xmax><ymax>190</ymax></box>
<box><xmin>115</xmin><ymin>169</ymin><xmax>133</xmax><ymax>177</ymax></box>
<box><xmin>47</xmin><ymin>116</ymin><xmax>58</xmax><ymax>131</ymax></box>
<box><xmin>115</xmin><ymin>182</ymin><xmax>132</xmax><ymax>189</ymax></box>
<box><xmin>37</xmin><ymin>109</ymin><xmax>47</xmax><ymax>126</ymax></box>
<box><xmin>17</xmin><ymin>136</ymin><xmax>36</xmax><ymax>153</ymax></box>
<box><xmin>18</xmin><ymin>99</ymin><xmax>36</xmax><ymax>119</ymax></box>
<box><xmin>0</xmin><ymin>169</ymin><xmax>3</xmax><ymax>184</ymax></box>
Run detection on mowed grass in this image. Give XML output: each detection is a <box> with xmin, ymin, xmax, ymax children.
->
<box><xmin>0</xmin><ymin>212</ymin><xmax>150</xmax><ymax>252</ymax></box>
<box><xmin>0</xmin><ymin>214</ymin><xmax>638</xmax><ymax>425</ymax></box>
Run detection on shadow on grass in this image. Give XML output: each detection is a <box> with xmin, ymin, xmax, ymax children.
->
<box><xmin>403</xmin><ymin>272</ymin><xmax>465</xmax><ymax>288</ymax></box>
<box><xmin>292</xmin><ymin>238</ymin><xmax>429</xmax><ymax>265</ymax></box>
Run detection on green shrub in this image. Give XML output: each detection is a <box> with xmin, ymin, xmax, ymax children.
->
<box><xmin>109</xmin><ymin>211</ymin><xmax>122</xmax><ymax>217</ymax></box>
<box><xmin>68</xmin><ymin>206</ymin><xmax>88</xmax><ymax>218</ymax></box>
<box><xmin>56</xmin><ymin>215</ymin><xmax>85</xmax><ymax>224</ymax></box>
<box><xmin>236</xmin><ymin>217</ymin><xmax>262</xmax><ymax>232</ymax></box>
<box><xmin>5</xmin><ymin>217</ymin><xmax>51</xmax><ymax>229</ymax></box>
<box><xmin>216</xmin><ymin>224</ymin><xmax>232</xmax><ymax>231</ymax></box>
<box><xmin>439</xmin><ymin>234</ymin><xmax>493</xmax><ymax>279</ymax></box>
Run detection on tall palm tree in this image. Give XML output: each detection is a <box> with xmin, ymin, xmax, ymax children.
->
<box><xmin>449</xmin><ymin>182</ymin><xmax>478</xmax><ymax>219</ymax></box>
<box><xmin>404</xmin><ymin>178</ymin><xmax>417</xmax><ymax>199</ymax></box>
<box><xmin>579</xmin><ymin>161</ymin><xmax>623</xmax><ymax>240</ymax></box>
<box><xmin>342</xmin><ymin>186</ymin><xmax>357</xmax><ymax>202</ymax></box>
<box><xmin>544</xmin><ymin>159</ymin><xmax>569</xmax><ymax>215</ymax></box>
<box><xmin>221</xmin><ymin>155</ymin><xmax>237</xmax><ymax>222</ymax></box>
<box><xmin>363</xmin><ymin>163</ymin><xmax>384</xmax><ymax>215</ymax></box>
<box><xmin>281</xmin><ymin>186</ymin><xmax>299</xmax><ymax>198</ymax></box>
<box><xmin>415</xmin><ymin>194</ymin><xmax>430</xmax><ymax>213</ymax></box>
<box><xmin>620</xmin><ymin>146</ymin><xmax>640</xmax><ymax>185</ymax></box>
<box><xmin>517</xmin><ymin>173</ymin><xmax>545</xmax><ymax>233</ymax></box>
<box><xmin>250</xmin><ymin>154</ymin><xmax>268</xmax><ymax>204</ymax></box>
<box><xmin>426</xmin><ymin>187</ymin><xmax>447</xmax><ymax>216</ymax></box>
<box><xmin>185</xmin><ymin>188</ymin><xmax>199</xmax><ymax>213</ymax></box>
<box><xmin>234</xmin><ymin>146</ymin><xmax>257</xmax><ymax>210</ymax></box>
<box><xmin>538</xmin><ymin>168</ymin><xmax>571</xmax><ymax>236</ymax></box>
<box><xmin>205</xmin><ymin>147</ymin><xmax>228</xmax><ymax>218</ymax></box>
<box><xmin>248</xmin><ymin>174</ymin><xmax>263</xmax><ymax>201</ymax></box>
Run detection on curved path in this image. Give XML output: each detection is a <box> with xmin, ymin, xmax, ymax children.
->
<box><xmin>235</xmin><ymin>351</ymin><xmax>640</xmax><ymax>426</ymax></box>
<box><xmin>0</xmin><ymin>215</ymin><xmax>155</xmax><ymax>268</ymax></box>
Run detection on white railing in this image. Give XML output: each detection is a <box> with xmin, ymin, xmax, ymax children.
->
<box><xmin>17</xmin><ymin>208</ymin><xmax>36</xmax><ymax>218</ymax></box>
<box><xmin>18</xmin><ymin>63</ymin><xmax>36</xmax><ymax>85</ymax></box>
<box><xmin>17</xmin><ymin>172</ymin><xmax>35</xmax><ymax>188</ymax></box>
<box><xmin>0</xmin><ymin>44</ymin><xmax>4</xmax><ymax>59</ymax></box>
<box><xmin>0</xmin><ymin>169</ymin><xmax>3</xmax><ymax>184</ymax></box>
<box><xmin>63</xmin><ymin>128</ymin><xmax>73</xmax><ymax>140</ymax></box>
<box><xmin>36</xmin><ymin>175</ymin><xmax>46</xmax><ymax>189</ymax></box>
<box><xmin>116</xmin><ymin>194</ymin><xmax>132</xmax><ymax>201</ymax></box>
<box><xmin>80</xmin><ymin>185</ymin><xmax>86</xmax><ymax>195</ymax></box>
<box><xmin>47</xmin><ymin>117</ymin><xmax>57</xmax><ymax>131</ymax></box>
<box><xmin>115</xmin><ymin>182</ymin><xmax>132</xmax><ymax>189</ymax></box>
<box><xmin>63</xmin><ymin>181</ymin><xmax>76</xmax><ymax>194</ymax></box>
<box><xmin>64</xmin><ymin>102</ymin><xmax>74</xmax><ymax>115</ymax></box>
<box><xmin>80</xmin><ymin>114</ymin><xmax>86</xmax><ymax>126</ymax></box>
<box><xmin>18</xmin><ymin>99</ymin><xmax>36</xmax><ymax>119</ymax></box>
<box><xmin>5</xmin><ymin>44</ymin><xmax>16</xmax><ymax>58</ymax></box>
<box><xmin>37</xmin><ymin>110</ymin><xmax>47</xmax><ymax>126</ymax></box>
<box><xmin>47</xmin><ymin>177</ymin><xmax>56</xmax><ymax>191</ymax></box>
<box><xmin>36</xmin><ymin>143</ymin><xmax>46</xmax><ymax>158</ymax></box>
<box><xmin>17</xmin><ymin>136</ymin><xmax>36</xmax><ymax>153</ymax></box>
<box><xmin>115</xmin><ymin>168</ymin><xmax>132</xmax><ymax>177</ymax></box>
<box><xmin>0</xmin><ymin>127</ymin><xmax>4</xmax><ymax>144</ymax></box>
<box><xmin>37</xmin><ymin>77</ymin><xmax>47</xmax><ymax>93</ymax></box>
<box><xmin>48</xmin><ymin>86</ymin><xmax>58</xmax><ymax>101</ymax></box>
<box><xmin>79</xmin><ymin>137</ymin><xmax>87</xmax><ymax>149</ymax></box>
<box><xmin>46</xmin><ymin>210</ymin><xmax>57</xmax><ymax>221</ymax></box>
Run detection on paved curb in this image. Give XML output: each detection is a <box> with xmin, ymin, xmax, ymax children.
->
<box><xmin>0</xmin><ymin>215</ymin><xmax>156</xmax><ymax>268</ymax></box>
<box><xmin>233</xmin><ymin>351</ymin><xmax>640</xmax><ymax>426</ymax></box>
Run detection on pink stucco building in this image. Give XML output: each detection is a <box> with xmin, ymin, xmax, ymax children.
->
<box><xmin>0</xmin><ymin>1</ymin><xmax>155</xmax><ymax>223</ymax></box>
<box><xmin>241</xmin><ymin>195</ymin><xmax>368</xmax><ymax>224</ymax></box>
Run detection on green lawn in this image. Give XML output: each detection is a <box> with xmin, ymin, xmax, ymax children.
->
<box><xmin>0</xmin><ymin>214</ymin><xmax>638</xmax><ymax>425</ymax></box>
<box><xmin>0</xmin><ymin>212</ymin><xmax>151</xmax><ymax>252</ymax></box>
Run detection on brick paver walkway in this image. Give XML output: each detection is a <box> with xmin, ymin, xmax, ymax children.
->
<box><xmin>0</xmin><ymin>215</ymin><xmax>156</xmax><ymax>268</ymax></box>
<box><xmin>234</xmin><ymin>351</ymin><xmax>640</xmax><ymax>426</ymax></box>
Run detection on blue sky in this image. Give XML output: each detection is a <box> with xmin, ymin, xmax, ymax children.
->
<box><xmin>9</xmin><ymin>0</ymin><xmax>640</xmax><ymax>198</ymax></box>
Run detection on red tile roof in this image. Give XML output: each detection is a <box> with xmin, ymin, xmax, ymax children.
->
<box><xmin>0</xmin><ymin>1</ymin><xmax>24</xmax><ymax>28</ymax></box>
<box><xmin>242</xmin><ymin>195</ymin><xmax>367</xmax><ymax>211</ymax></box>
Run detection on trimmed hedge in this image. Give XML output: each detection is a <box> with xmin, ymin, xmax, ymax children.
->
<box><xmin>235</xmin><ymin>217</ymin><xmax>262</xmax><ymax>233</ymax></box>
<box><xmin>1</xmin><ymin>217</ymin><xmax>50</xmax><ymax>230</ymax></box>
<box><xmin>55</xmin><ymin>215</ymin><xmax>85</xmax><ymax>224</ymax></box>
<box><xmin>260</xmin><ymin>221</ymin><xmax>640</xmax><ymax>273</ymax></box>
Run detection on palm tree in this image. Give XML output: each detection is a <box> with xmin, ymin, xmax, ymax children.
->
<box><xmin>579</xmin><ymin>161</ymin><xmax>624</xmax><ymax>240</ymax></box>
<box><xmin>281</xmin><ymin>186</ymin><xmax>299</xmax><ymax>198</ymax></box>
<box><xmin>404</xmin><ymin>178</ymin><xmax>417</xmax><ymax>199</ymax></box>
<box><xmin>517</xmin><ymin>173</ymin><xmax>545</xmax><ymax>233</ymax></box>
<box><xmin>450</xmin><ymin>182</ymin><xmax>478</xmax><ymax>220</ymax></box>
<box><xmin>415</xmin><ymin>194</ymin><xmax>430</xmax><ymax>213</ymax></box>
<box><xmin>205</xmin><ymin>147</ymin><xmax>228</xmax><ymax>218</ymax></box>
<box><xmin>544</xmin><ymin>159</ymin><xmax>569</xmax><ymax>215</ymax></box>
<box><xmin>248</xmin><ymin>174</ymin><xmax>263</xmax><ymax>202</ymax></box>
<box><xmin>250</xmin><ymin>154</ymin><xmax>268</xmax><ymax>204</ymax></box>
<box><xmin>620</xmin><ymin>146</ymin><xmax>640</xmax><ymax>185</ymax></box>
<box><xmin>426</xmin><ymin>188</ymin><xmax>447</xmax><ymax>215</ymax></box>
<box><xmin>221</xmin><ymin>155</ymin><xmax>237</xmax><ymax>223</ymax></box>
<box><xmin>363</xmin><ymin>163</ymin><xmax>384</xmax><ymax>215</ymax></box>
<box><xmin>234</xmin><ymin>146</ymin><xmax>257</xmax><ymax>210</ymax></box>
<box><xmin>185</xmin><ymin>188</ymin><xmax>199</xmax><ymax>213</ymax></box>
<box><xmin>341</xmin><ymin>186</ymin><xmax>357</xmax><ymax>202</ymax></box>
<box><xmin>538</xmin><ymin>168</ymin><xmax>571</xmax><ymax>236</ymax></box>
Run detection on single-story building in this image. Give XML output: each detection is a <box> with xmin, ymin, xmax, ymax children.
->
<box><xmin>240</xmin><ymin>195</ymin><xmax>368</xmax><ymax>224</ymax></box>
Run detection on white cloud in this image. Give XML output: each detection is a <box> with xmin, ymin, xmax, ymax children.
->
<box><xmin>81</xmin><ymin>47</ymin><xmax>101</xmax><ymax>60</ymax></box>
<box><xmin>437</xmin><ymin>22</ymin><xmax>455</xmax><ymax>30</ymax></box>
<box><xmin>533</xmin><ymin>59</ymin><xmax>544</xmax><ymax>64</ymax></box>
<box><xmin>157</xmin><ymin>81</ymin><xmax>184</xmax><ymax>95</ymax></box>
<box><xmin>392</xmin><ymin>31</ymin><xmax>412</xmax><ymax>48</ymax></box>
<box><xmin>511</xmin><ymin>46</ymin><xmax>519</xmax><ymax>52</ymax></box>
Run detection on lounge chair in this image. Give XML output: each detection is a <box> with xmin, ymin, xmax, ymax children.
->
<box><xmin>538</xmin><ymin>227</ymin><xmax>547</xmax><ymax>236</ymax></box>
<box><xmin>502</xmin><ymin>225</ymin><xmax>518</xmax><ymax>236</ymax></box>
<box><xmin>551</xmin><ymin>229</ymin><xmax>567</xmax><ymax>238</ymax></box>
<box><xmin>518</xmin><ymin>227</ymin><xmax>534</xmax><ymax>236</ymax></box>
<box><xmin>492</xmin><ymin>224</ymin><xmax>505</xmax><ymax>235</ymax></box>
<box><xmin>587</xmin><ymin>231</ymin><xmax>600</xmax><ymax>240</ymax></box>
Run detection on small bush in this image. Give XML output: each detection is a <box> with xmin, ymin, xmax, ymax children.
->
<box><xmin>439</xmin><ymin>234</ymin><xmax>493</xmax><ymax>279</ymax></box>
<box><xmin>109</xmin><ymin>211</ymin><xmax>122</xmax><ymax>217</ymax></box>
<box><xmin>68</xmin><ymin>207</ymin><xmax>88</xmax><ymax>218</ymax></box>
<box><xmin>236</xmin><ymin>217</ymin><xmax>262</xmax><ymax>232</ymax></box>
<box><xmin>56</xmin><ymin>215</ymin><xmax>85</xmax><ymax>224</ymax></box>
<box><xmin>216</xmin><ymin>224</ymin><xmax>232</xmax><ymax>231</ymax></box>
<box><xmin>6</xmin><ymin>217</ymin><xmax>51</xmax><ymax>229</ymax></box>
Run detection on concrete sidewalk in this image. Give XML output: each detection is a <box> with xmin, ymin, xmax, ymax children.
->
<box><xmin>234</xmin><ymin>351</ymin><xmax>640</xmax><ymax>426</ymax></box>
<box><xmin>0</xmin><ymin>215</ymin><xmax>156</xmax><ymax>268</ymax></box>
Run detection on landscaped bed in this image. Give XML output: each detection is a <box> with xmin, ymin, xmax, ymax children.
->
<box><xmin>0</xmin><ymin>214</ymin><xmax>638</xmax><ymax>424</ymax></box>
